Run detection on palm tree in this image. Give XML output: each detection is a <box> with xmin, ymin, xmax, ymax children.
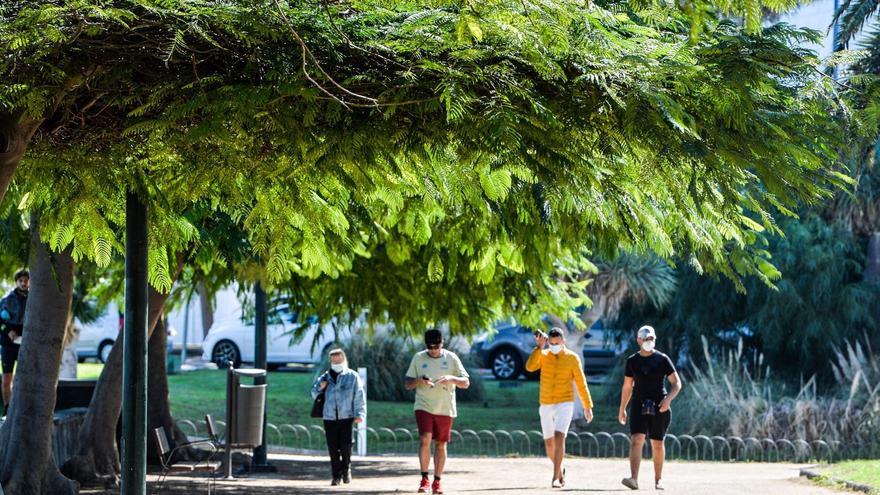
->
<box><xmin>824</xmin><ymin>151</ymin><xmax>880</xmax><ymax>281</ymax></box>
<box><xmin>833</xmin><ymin>0</ymin><xmax>880</xmax><ymax>59</ymax></box>
<box><xmin>822</xmin><ymin>0</ymin><xmax>880</xmax><ymax>281</ymax></box>
<box><xmin>549</xmin><ymin>254</ymin><xmax>678</xmax><ymax>424</ymax></box>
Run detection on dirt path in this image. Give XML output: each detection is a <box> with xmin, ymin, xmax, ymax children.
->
<box><xmin>106</xmin><ymin>454</ymin><xmax>845</xmax><ymax>495</ymax></box>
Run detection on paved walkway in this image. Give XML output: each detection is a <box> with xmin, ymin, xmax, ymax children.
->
<box><xmin>118</xmin><ymin>454</ymin><xmax>843</xmax><ymax>495</ymax></box>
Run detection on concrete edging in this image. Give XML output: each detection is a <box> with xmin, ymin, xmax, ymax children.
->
<box><xmin>800</xmin><ymin>468</ymin><xmax>874</xmax><ymax>494</ymax></box>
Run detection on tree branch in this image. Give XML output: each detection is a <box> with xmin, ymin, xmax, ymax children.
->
<box><xmin>272</xmin><ymin>0</ymin><xmax>378</xmax><ymax>109</ymax></box>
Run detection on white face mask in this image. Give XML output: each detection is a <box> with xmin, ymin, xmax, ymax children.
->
<box><xmin>549</xmin><ymin>344</ymin><xmax>563</xmax><ymax>355</ymax></box>
<box><xmin>641</xmin><ymin>340</ymin><xmax>655</xmax><ymax>352</ymax></box>
<box><xmin>331</xmin><ymin>363</ymin><xmax>347</xmax><ymax>373</ymax></box>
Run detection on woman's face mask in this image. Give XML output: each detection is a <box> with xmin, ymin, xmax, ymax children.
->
<box><xmin>549</xmin><ymin>344</ymin><xmax>563</xmax><ymax>355</ymax></box>
<box><xmin>330</xmin><ymin>362</ymin><xmax>347</xmax><ymax>373</ymax></box>
<box><xmin>641</xmin><ymin>340</ymin><xmax>656</xmax><ymax>352</ymax></box>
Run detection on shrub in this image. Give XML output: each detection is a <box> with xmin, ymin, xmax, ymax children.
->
<box><xmin>601</xmin><ymin>336</ymin><xmax>880</xmax><ymax>457</ymax></box>
<box><xmin>673</xmin><ymin>337</ymin><xmax>880</xmax><ymax>455</ymax></box>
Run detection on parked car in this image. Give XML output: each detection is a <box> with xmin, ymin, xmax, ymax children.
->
<box><xmin>580</xmin><ymin>320</ymin><xmax>624</xmax><ymax>376</ymax></box>
<box><xmin>201</xmin><ymin>303</ymin><xmax>334</xmax><ymax>369</ymax></box>
<box><xmin>470</xmin><ymin>319</ymin><xmax>623</xmax><ymax>380</ymax></box>
<box><xmin>75</xmin><ymin>311</ymin><xmax>122</xmax><ymax>363</ymax></box>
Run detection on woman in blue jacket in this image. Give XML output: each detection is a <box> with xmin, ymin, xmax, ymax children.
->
<box><xmin>312</xmin><ymin>348</ymin><xmax>366</xmax><ymax>485</ymax></box>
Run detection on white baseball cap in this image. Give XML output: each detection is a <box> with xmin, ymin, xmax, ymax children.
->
<box><xmin>637</xmin><ymin>325</ymin><xmax>656</xmax><ymax>339</ymax></box>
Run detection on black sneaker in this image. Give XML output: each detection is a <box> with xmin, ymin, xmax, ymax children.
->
<box><xmin>343</xmin><ymin>469</ymin><xmax>351</xmax><ymax>484</ymax></box>
<box><xmin>331</xmin><ymin>477</ymin><xmax>342</xmax><ymax>486</ymax></box>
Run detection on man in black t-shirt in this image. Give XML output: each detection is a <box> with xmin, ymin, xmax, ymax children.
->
<box><xmin>617</xmin><ymin>325</ymin><xmax>681</xmax><ymax>491</ymax></box>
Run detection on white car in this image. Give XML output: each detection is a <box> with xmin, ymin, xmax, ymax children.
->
<box><xmin>75</xmin><ymin>310</ymin><xmax>121</xmax><ymax>363</ymax></box>
<box><xmin>201</xmin><ymin>304</ymin><xmax>335</xmax><ymax>369</ymax></box>
<box><xmin>73</xmin><ymin>303</ymin><xmax>178</xmax><ymax>363</ymax></box>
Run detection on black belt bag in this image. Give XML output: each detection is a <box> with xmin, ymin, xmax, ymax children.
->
<box><xmin>311</xmin><ymin>391</ymin><xmax>326</xmax><ymax>418</ymax></box>
<box><xmin>640</xmin><ymin>399</ymin><xmax>657</xmax><ymax>416</ymax></box>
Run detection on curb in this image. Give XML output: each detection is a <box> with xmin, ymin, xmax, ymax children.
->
<box><xmin>800</xmin><ymin>468</ymin><xmax>874</xmax><ymax>494</ymax></box>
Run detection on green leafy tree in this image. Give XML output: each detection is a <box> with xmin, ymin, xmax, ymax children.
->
<box><xmin>826</xmin><ymin>0</ymin><xmax>880</xmax><ymax>282</ymax></box>
<box><xmin>0</xmin><ymin>1</ymin><xmax>860</xmax><ymax>492</ymax></box>
<box><xmin>616</xmin><ymin>214</ymin><xmax>880</xmax><ymax>382</ymax></box>
<box><xmin>1</xmin><ymin>1</ymin><xmax>851</xmax><ymax>288</ymax></box>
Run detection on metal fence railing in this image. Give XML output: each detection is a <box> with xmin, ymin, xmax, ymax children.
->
<box><xmin>175</xmin><ymin>418</ymin><xmax>877</xmax><ymax>463</ymax></box>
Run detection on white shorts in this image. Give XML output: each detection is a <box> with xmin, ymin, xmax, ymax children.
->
<box><xmin>539</xmin><ymin>402</ymin><xmax>574</xmax><ymax>439</ymax></box>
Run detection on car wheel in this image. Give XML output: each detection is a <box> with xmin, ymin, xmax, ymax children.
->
<box><xmin>490</xmin><ymin>348</ymin><xmax>523</xmax><ymax>380</ymax></box>
<box><xmin>212</xmin><ymin>340</ymin><xmax>241</xmax><ymax>368</ymax></box>
<box><xmin>98</xmin><ymin>340</ymin><xmax>115</xmax><ymax>364</ymax></box>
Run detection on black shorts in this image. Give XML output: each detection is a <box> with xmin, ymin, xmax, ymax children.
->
<box><xmin>1</xmin><ymin>344</ymin><xmax>19</xmax><ymax>374</ymax></box>
<box><xmin>629</xmin><ymin>402</ymin><xmax>671</xmax><ymax>441</ymax></box>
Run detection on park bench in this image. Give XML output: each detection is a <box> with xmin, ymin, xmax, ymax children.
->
<box><xmin>152</xmin><ymin>424</ymin><xmax>221</xmax><ymax>494</ymax></box>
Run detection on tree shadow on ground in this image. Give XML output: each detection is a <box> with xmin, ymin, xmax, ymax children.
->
<box><xmin>79</xmin><ymin>457</ymin><xmax>431</xmax><ymax>494</ymax></box>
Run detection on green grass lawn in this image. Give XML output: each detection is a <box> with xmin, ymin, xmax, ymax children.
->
<box><xmin>71</xmin><ymin>363</ymin><xmax>626</xmax><ymax>454</ymax></box>
<box><xmin>73</xmin><ymin>362</ymin><xmax>625</xmax><ymax>448</ymax></box>
<box><xmin>818</xmin><ymin>461</ymin><xmax>880</xmax><ymax>494</ymax></box>
<box><xmin>76</xmin><ymin>362</ymin><xmax>104</xmax><ymax>380</ymax></box>
<box><xmin>163</xmin><ymin>368</ymin><xmax>622</xmax><ymax>433</ymax></box>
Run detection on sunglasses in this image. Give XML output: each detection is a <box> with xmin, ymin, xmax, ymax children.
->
<box><xmin>426</xmin><ymin>343</ymin><xmax>442</xmax><ymax>350</ymax></box>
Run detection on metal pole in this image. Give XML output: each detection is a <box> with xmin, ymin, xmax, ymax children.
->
<box><xmin>121</xmin><ymin>192</ymin><xmax>148</xmax><ymax>495</ymax></box>
<box><xmin>357</xmin><ymin>367</ymin><xmax>367</xmax><ymax>457</ymax></box>
<box><xmin>224</xmin><ymin>363</ymin><xmax>237</xmax><ymax>480</ymax></box>
<box><xmin>251</xmin><ymin>282</ymin><xmax>275</xmax><ymax>471</ymax></box>
<box><xmin>181</xmin><ymin>288</ymin><xmax>192</xmax><ymax>366</ymax></box>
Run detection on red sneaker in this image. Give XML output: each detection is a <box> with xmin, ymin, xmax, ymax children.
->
<box><xmin>418</xmin><ymin>477</ymin><xmax>430</xmax><ymax>493</ymax></box>
<box><xmin>432</xmin><ymin>478</ymin><xmax>444</xmax><ymax>494</ymax></box>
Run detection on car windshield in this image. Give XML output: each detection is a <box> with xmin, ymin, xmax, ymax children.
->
<box><xmin>243</xmin><ymin>304</ymin><xmax>297</xmax><ymax>326</ymax></box>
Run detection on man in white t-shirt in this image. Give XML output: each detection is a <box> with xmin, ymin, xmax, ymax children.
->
<box><xmin>404</xmin><ymin>329</ymin><xmax>470</xmax><ymax>494</ymax></box>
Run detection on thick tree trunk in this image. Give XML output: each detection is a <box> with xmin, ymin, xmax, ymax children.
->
<box><xmin>62</xmin><ymin>253</ymin><xmax>185</xmax><ymax>485</ymax></box>
<box><xmin>0</xmin><ymin>216</ymin><xmax>77</xmax><ymax>494</ymax></box>
<box><xmin>146</xmin><ymin>316</ymin><xmax>192</xmax><ymax>465</ymax></box>
<box><xmin>60</xmin><ymin>287</ymin><xmax>170</xmax><ymax>486</ymax></box>
<box><xmin>0</xmin><ymin>112</ymin><xmax>41</xmax><ymax>204</ymax></box>
<box><xmin>198</xmin><ymin>282</ymin><xmax>214</xmax><ymax>339</ymax></box>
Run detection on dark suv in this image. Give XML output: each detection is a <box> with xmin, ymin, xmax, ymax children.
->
<box><xmin>470</xmin><ymin>320</ymin><xmax>622</xmax><ymax>380</ymax></box>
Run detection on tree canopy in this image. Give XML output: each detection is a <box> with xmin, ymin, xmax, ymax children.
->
<box><xmin>0</xmin><ymin>0</ymin><xmax>853</xmax><ymax>334</ymax></box>
<box><xmin>616</xmin><ymin>212</ymin><xmax>880</xmax><ymax>382</ymax></box>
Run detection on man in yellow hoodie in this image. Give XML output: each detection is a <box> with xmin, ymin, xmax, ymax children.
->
<box><xmin>526</xmin><ymin>327</ymin><xmax>594</xmax><ymax>488</ymax></box>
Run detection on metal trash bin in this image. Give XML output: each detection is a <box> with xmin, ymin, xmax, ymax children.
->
<box><xmin>223</xmin><ymin>365</ymin><xmax>267</xmax><ymax>479</ymax></box>
<box><xmin>234</xmin><ymin>384</ymin><xmax>266</xmax><ymax>446</ymax></box>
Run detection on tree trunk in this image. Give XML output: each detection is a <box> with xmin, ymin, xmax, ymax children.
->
<box><xmin>60</xmin><ymin>287</ymin><xmax>170</xmax><ymax>486</ymax></box>
<box><xmin>0</xmin><ymin>215</ymin><xmax>77</xmax><ymax>494</ymax></box>
<box><xmin>198</xmin><ymin>282</ymin><xmax>214</xmax><ymax>339</ymax></box>
<box><xmin>865</xmin><ymin>232</ymin><xmax>880</xmax><ymax>283</ymax></box>
<box><xmin>146</xmin><ymin>316</ymin><xmax>192</xmax><ymax>465</ymax></box>
<box><xmin>0</xmin><ymin>112</ymin><xmax>41</xmax><ymax>204</ymax></box>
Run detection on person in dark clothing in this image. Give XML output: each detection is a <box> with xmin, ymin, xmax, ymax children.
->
<box><xmin>311</xmin><ymin>348</ymin><xmax>366</xmax><ymax>486</ymax></box>
<box><xmin>618</xmin><ymin>325</ymin><xmax>682</xmax><ymax>491</ymax></box>
<box><xmin>0</xmin><ymin>268</ymin><xmax>29</xmax><ymax>414</ymax></box>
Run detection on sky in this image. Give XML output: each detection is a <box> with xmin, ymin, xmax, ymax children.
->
<box><xmin>779</xmin><ymin>0</ymin><xmax>836</xmax><ymax>59</ymax></box>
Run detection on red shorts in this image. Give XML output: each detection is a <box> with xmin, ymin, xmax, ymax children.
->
<box><xmin>415</xmin><ymin>410</ymin><xmax>454</xmax><ymax>442</ymax></box>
